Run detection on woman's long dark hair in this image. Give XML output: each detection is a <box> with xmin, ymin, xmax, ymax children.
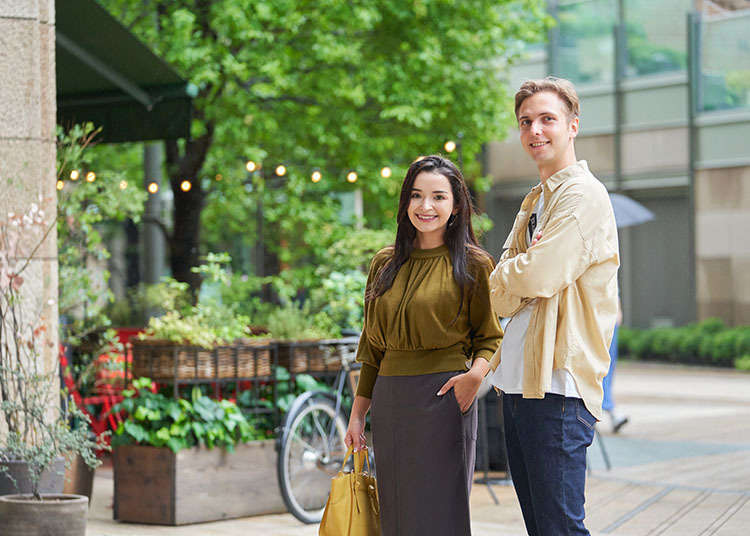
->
<box><xmin>366</xmin><ymin>155</ymin><xmax>492</xmax><ymax>320</ymax></box>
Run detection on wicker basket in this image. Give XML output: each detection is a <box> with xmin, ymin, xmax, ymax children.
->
<box><xmin>275</xmin><ymin>340</ymin><xmax>342</xmax><ymax>373</ymax></box>
<box><xmin>131</xmin><ymin>339</ymin><xmax>273</xmax><ymax>380</ymax></box>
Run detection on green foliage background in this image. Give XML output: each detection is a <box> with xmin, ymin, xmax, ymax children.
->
<box><xmin>97</xmin><ymin>0</ymin><xmax>550</xmax><ymax>290</ymax></box>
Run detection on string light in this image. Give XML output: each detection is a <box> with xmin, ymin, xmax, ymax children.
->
<box><xmin>56</xmin><ymin>180</ymin><xmax>64</xmax><ymax>191</ymax></box>
<box><xmin>346</xmin><ymin>171</ymin><xmax>358</xmax><ymax>183</ymax></box>
<box><xmin>275</xmin><ymin>165</ymin><xmax>287</xmax><ymax>176</ymax></box>
<box><xmin>380</xmin><ymin>167</ymin><xmax>392</xmax><ymax>178</ymax></box>
<box><xmin>70</xmin><ymin>170</ymin><xmax>80</xmax><ymax>180</ymax></box>
<box><xmin>444</xmin><ymin>140</ymin><xmax>456</xmax><ymax>153</ymax></box>
<box><xmin>147</xmin><ymin>182</ymin><xmax>159</xmax><ymax>194</ymax></box>
<box><xmin>245</xmin><ymin>161</ymin><xmax>257</xmax><ymax>172</ymax></box>
<box><xmin>311</xmin><ymin>171</ymin><xmax>322</xmax><ymax>183</ymax></box>
<box><xmin>86</xmin><ymin>171</ymin><xmax>96</xmax><ymax>182</ymax></box>
<box><xmin>215</xmin><ymin>174</ymin><xmax>223</xmax><ymax>181</ymax></box>
<box><xmin>180</xmin><ymin>180</ymin><xmax>192</xmax><ymax>192</ymax></box>
<box><xmin>119</xmin><ymin>180</ymin><xmax>128</xmax><ymax>190</ymax></box>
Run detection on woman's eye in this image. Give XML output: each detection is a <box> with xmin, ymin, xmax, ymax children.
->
<box><xmin>410</xmin><ymin>193</ymin><xmax>420</xmax><ymax>199</ymax></box>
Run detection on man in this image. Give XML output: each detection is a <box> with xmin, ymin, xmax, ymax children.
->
<box><xmin>488</xmin><ymin>77</ymin><xmax>619</xmax><ymax>535</ymax></box>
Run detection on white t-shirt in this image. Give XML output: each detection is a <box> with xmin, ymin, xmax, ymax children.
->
<box><xmin>490</xmin><ymin>191</ymin><xmax>581</xmax><ymax>397</ymax></box>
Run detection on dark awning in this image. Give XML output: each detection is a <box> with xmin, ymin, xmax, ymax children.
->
<box><xmin>56</xmin><ymin>0</ymin><xmax>197</xmax><ymax>143</ymax></box>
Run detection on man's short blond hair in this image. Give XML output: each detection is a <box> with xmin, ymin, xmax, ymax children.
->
<box><xmin>514</xmin><ymin>77</ymin><xmax>580</xmax><ymax>120</ymax></box>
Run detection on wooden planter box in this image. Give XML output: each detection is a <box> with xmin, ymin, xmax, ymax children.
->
<box><xmin>113</xmin><ymin>441</ymin><xmax>285</xmax><ymax>525</ymax></box>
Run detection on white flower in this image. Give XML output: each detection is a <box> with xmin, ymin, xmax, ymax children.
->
<box><xmin>30</xmin><ymin>203</ymin><xmax>38</xmax><ymax>214</ymax></box>
<box><xmin>47</xmin><ymin>299</ymin><xmax>55</xmax><ymax>306</ymax></box>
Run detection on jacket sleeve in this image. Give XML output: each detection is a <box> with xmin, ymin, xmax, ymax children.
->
<box><xmin>468</xmin><ymin>256</ymin><xmax>504</xmax><ymax>371</ymax></box>
<box><xmin>354</xmin><ymin>251</ymin><xmax>388</xmax><ymax>398</ymax></box>
<box><xmin>489</xmin><ymin>190</ymin><xmax>602</xmax><ymax>301</ymax></box>
<box><xmin>489</xmin><ymin>247</ymin><xmax>528</xmax><ymax>317</ymax></box>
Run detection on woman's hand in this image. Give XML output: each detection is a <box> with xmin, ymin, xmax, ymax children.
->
<box><xmin>437</xmin><ymin>359</ymin><xmax>490</xmax><ymax>412</ymax></box>
<box><xmin>345</xmin><ymin>417</ymin><xmax>367</xmax><ymax>451</ymax></box>
<box><xmin>344</xmin><ymin>396</ymin><xmax>371</xmax><ymax>451</ymax></box>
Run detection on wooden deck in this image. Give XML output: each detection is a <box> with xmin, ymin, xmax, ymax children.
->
<box><xmin>87</xmin><ymin>362</ymin><xmax>750</xmax><ymax>535</ymax></box>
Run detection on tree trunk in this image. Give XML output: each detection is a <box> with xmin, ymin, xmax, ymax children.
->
<box><xmin>165</xmin><ymin>126</ymin><xmax>214</xmax><ymax>300</ymax></box>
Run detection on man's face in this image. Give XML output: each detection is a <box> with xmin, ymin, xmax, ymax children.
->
<box><xmin>517</xmin><ymin>91</ymin><xmax>579</xmax><ymax>172</ymax></box>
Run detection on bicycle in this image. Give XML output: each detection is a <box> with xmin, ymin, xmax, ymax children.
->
<box><xmin>276</xmin><ymin>337</ymin><xmax>374</xmax><ymax>524</ymax></box>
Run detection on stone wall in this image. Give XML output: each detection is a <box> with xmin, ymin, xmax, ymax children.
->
<box><xmin>0</xmin><ymin>0</ymin><xmax>58</xmax><ymax>379</ymax></box>
<box><xmin>696</xmin><ymin>166</ymin><xmax>750</xmax><ymax>325</ymax></box>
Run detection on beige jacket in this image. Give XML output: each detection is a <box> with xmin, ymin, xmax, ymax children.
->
<box><xmin>489</xmin><ymin>161</ymin><xmax>619</xmax><ymax>420</ymax></box>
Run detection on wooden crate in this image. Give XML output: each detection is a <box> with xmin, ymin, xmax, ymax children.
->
<box><xmin>113</xmin><ymin>441</ymin><xmax>286</xmax><ymax>525</ymax></box>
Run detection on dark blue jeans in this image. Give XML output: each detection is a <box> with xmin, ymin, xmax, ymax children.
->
<box><xmin>503</xmin><ymin>393</ymin><xmax>596</xmax><ymax>536</ymax></box>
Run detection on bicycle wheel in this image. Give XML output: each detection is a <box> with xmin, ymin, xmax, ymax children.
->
<box><xmin>277</xmin><ymin>396</ymin><xmax>348</xmax><ymax>524</ymax></box>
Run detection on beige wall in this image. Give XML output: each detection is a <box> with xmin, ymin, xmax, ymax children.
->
<box><xmin>0</xmin><ymin>0</ymin><xmax>58</xmax><ymax>373</ymax></box>
<box><xmin>696</xmin><ymin>166</ymin><xmax>750</xmax><ymax>325</ymax></box>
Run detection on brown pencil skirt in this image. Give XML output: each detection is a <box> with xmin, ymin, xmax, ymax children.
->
<box><xmin>370</xmin><ymin>371</ymin><xmax>478</xmax><ymax>536</ymax></box>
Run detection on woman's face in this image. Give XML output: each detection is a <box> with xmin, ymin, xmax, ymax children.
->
<box><xmin>407</xmin><ymin>171</ymin><xmax>457</xmax><ymax>244</ymax></box>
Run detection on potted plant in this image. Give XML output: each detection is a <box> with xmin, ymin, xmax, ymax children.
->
<box><xmin>111</xmin><ymin>377</ymin><xmax>286</xmax><ymax>524</ymax></box>
<box><xmin>131</xmin><ymin>254</ymin><xmax>273</xmax><ymax>383</ymax></box>
<box><xmin>0</xmin><ymin>202</ymin><xmax>106</xmax><ymax>536</ymax></box>
<box><xmin>266</xmin><ymin>301</ymin><xmax>344</xmax><ymax>373</ymax></box>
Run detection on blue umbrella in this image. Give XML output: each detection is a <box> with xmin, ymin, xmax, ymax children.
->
<box><xmin>609</xmin><ymin>193</ymin><xmax>654</xmax><ymax>228</ymax></box>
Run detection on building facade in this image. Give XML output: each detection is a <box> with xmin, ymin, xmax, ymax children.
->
<box><xmin>484</xmin><ymin>0</ymin><xmax>750</xmax><ymax>327</ymax></box>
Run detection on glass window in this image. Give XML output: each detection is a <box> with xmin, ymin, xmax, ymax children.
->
<box><xmin>556</xmin><ymin>0</ymin><xmax>616</xmax><ymax>85</ymax></box>
<box><xmin>623</xmin><ymin>0</ymin><xmax>691</xmax><ymax>77</ymax></box>
<box><xmin>701</xmin><ymin>11</ymin><xmax>750</xmax><ymax>112</ymax></box>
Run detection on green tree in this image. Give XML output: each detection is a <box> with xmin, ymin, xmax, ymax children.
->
<box><xmin>100</xmin><ymin>0</ymin><xmax>549</xmax><ymax>294</ymax></box>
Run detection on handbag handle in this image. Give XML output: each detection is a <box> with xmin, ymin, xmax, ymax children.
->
<box><xmin>341</xmin><ymin>446</ymin><xmax>372</xmax><ymax>474</ymax></box>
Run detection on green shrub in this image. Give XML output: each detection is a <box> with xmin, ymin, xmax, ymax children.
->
<box><xmin>617</xmin><ymin>327</ymin><xmax>636</xmax><ymax>357</ymax></box>
<box><xmin>734</xmin><ymin>355</ymin><xmax>750</xmax><ymax>371</ymax></box>
<box><xmin>620</xmin><ymin>319</ymin><xmax>750</xmax><ymax>370</ymax></box>
<box><xmin>112</xmin><ymin>378</ymin><xmax>264</xmax><ymax>452</ymax></box>
<box><xmin>266</xmin><ymin>302</ymin><xmax>341</xmax><ymax>340</ymax></box>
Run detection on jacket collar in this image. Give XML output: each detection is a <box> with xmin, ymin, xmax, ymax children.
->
<box><xmin>541</xmin><ymin>160</ymin><xmax>589</xmax><ymax>192</ymax></box>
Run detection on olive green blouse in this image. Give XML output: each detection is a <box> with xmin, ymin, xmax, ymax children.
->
<box><xmin>355</xmin><ymin>244</ymin><xmax>503</xmax><ymax>398</ymax></box>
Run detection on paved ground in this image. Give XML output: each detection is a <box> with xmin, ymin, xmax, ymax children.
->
<box><xmin>86</xmin><ymin>361</ymin><xmax>750</xmax><ymax>535</ymax></box>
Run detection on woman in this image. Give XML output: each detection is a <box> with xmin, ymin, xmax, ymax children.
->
<box><xmin>344</xmin><ymin>155</ymin><xmax>503</xmax><ymax>535</ymax></box>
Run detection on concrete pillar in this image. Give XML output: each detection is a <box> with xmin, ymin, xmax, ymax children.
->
<box><xmin>143</xmin><ymin>142</ymin><xmax>165</xmax><ymax>284</ymax></box>
<box><xmin>0</xmin><ymin>1</ymin><xmax>58</xmax><ymax>372</ymax></box>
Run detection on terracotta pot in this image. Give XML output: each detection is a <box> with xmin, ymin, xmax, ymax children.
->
<box><xmin>0</xmin><ymin>494</ymin><xmax>88</xmax><ymax>536</ymax></box>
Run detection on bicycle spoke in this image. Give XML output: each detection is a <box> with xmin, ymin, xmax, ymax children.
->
<box><xmin>311</xmin><ymin>409</ymin><xmax>330</xmax><ymax>455</ymax></box>
<box><xmin>289</xmin><ymin>430</ymin><xmax>317</xmax><ymax>453</ymax></box>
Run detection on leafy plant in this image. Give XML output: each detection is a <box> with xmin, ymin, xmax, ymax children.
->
<box><xmin>236</xmin><ymin>367</ymin><xmax>337</xmax><ymax>437</ymax></box>
<box><xmin>112</xmin><ymin>377</ymin><xmax>264</xmax><ymax>453</ymax></box>
<box><xmin>266</xmin><ymin>302</ymin><xmax>341</xmax><ymax>341</ymax></box>
<box><xmin>0</xmin><ymin>201</ymin><xmax>106</xmax><ymax>499</ymax></box>
<box><xmin>308</xmin><ymin>271</ymin><xmax>368</xmax><ymax>332</ymax></box>
<box><xmin>138</xmin><ymin>254</ymin><xmax>255</xmax><ymax>347</ymax></box>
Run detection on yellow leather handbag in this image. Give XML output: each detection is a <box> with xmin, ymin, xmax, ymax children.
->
<box><xmin>319</xmin><ymin>446</ymin><xmax>380</xmax><ymax>536</ymax></box>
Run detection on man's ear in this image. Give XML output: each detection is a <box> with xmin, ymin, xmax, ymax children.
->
<box><xmin>568</xmin><ymin>116</ymin><xmax>579</xmax><ymax>139</ymax></box>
